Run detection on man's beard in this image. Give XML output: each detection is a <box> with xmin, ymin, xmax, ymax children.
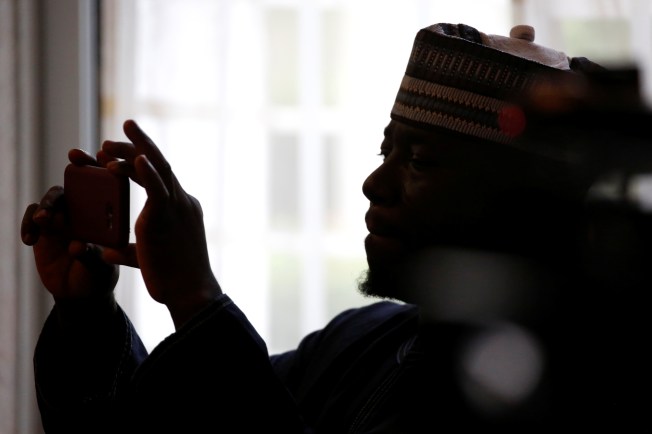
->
<box><xmin>356</xmin><ymin>247</ymin><xmax>441</xmax><ymax>304</ymax></box>
<box><xmin>359</xmin><ymin>245</ymin><xmax>566</xmax><ymax>325</ymax></box>
<box><xmin>357</xmin><ymin>236</ymin><xmax>431</xmax><ymax>302</ymax></box>
<box><xmin>357</xmin><ymin>261</ymin><xmax>411</xmax><ymax>301</ymax></box>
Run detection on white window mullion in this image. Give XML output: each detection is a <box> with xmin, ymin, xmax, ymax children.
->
<box><xmin>219</xmin><ymin>1</ymin><xmax>271</xmax><ymax>339</ymax></box>
<box><xmin>298</xmin><ymin>3</ymin><xmax>327</xmax><ymax>334</ymax></box>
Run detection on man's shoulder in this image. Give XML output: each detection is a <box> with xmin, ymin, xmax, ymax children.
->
<box><xmin>281</xmin><ymin>301</ymin><xmax>418</xmax><ymax>380</ymax></box>
<box><xmin>310</xmin><ymin>301</ymin><xmax>418</xmax><ymax>351</ymax></box>
<box><xmin>327</xmin><ymin>301</ymin><xmax>417</xmax><ymax>330</ymax></box>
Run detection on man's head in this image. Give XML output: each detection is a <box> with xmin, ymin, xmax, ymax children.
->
<box><xmin>359</xmin><ymin>23</ymin><xmax>603</xmax><ymax>302</ymax></box>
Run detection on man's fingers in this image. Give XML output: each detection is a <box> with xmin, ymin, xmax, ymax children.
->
<box><xmin>106</xmin><ymin>160</ymin><xmax>141</xmax><ymax>187</ymax></box>
<box><xmin>135</xmin><ymin>154</ymin><xmax>169</xmax><ymax>204</ymax></box>
<box><xmin>32</xmin><ymin>186</ymin><xmax>66</xmax><ymax>231</ymax></box>
<box><xmin>21</xmin><ymin>203</ymin><xmax>40</xmax><ymax>245</ymax></box>
<box><xmin>96</xmin><ymin>149</ymin><xmax>121</xmax><ymax>167</ymax></box>
<box><xmin>103</xmin><ymin>244</ymin><xmax>140</xmax><ymax>269</ymax></box>
<box><xmin>68</xmin><ymin>148</ymin><xmax>98</xmax><ymax>166</ymax></box>
<box><xmin>22</xmin><ymin>185</ymin><xmax>68</xmax><ymax>245</ymax></box>
<box><xmin>101</xmin><ymin>140</ymin><xmax>138</xmax><ymax>161</ymax></box>
<box><xmin>39</xmin><ymin>186</ymin><xmax>65</xmax><ymax>211</ymax></box>
<box><xmin>68</xmin><ymin>241</ymin><xmax>120</xmax><ymax>286</ymax></box>
<box><xmin>122</xmin><ymin>119</ymin><xmax>156</xmax><ymax>147</ymax></box>
<box><xmin>103</xmin><ymin>119</ymin><xmax>183</xmax><ymax>203</ymax></box>
<box><xmin>122</xmin><ymin>120</ymin><xmax>175</xmax><ymax>193</ymax></box>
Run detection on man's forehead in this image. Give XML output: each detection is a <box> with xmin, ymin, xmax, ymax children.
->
<box><xmin>383</xmin><ymin>120</ymin><xmax>475</xmax><ymax>148</ymax></box>
<box><xmin>385</xmin><ymin>121</ymin><xmax>434</xmax><ymax>139</ymax></box>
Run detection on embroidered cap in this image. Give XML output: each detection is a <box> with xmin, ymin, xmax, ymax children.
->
<box><xmin>391</xmin><ymin>23</ymin><xmax>599</xmax><ymax>144</ymax></box>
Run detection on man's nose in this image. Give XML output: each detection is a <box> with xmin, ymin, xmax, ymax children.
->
<box><xmin>362</xmin><ymin>159</ymin><xmax>400</xmax><ymax>206</ymax></box>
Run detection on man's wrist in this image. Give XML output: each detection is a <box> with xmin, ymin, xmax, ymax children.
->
<box><xmin>167</xmin><ymin>278</ymin><xmax>223</xmax><ymax>330</ymax></box>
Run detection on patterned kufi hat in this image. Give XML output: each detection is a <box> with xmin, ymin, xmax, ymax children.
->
<box><xmin>391</xmin><ymin>23</ymin><xmax>602</xmax><ymax>144</ymax></box>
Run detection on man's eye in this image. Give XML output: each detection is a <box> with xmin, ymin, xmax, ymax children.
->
<box><xmin>409</xmin><ymin>157</ymin><xmax>437</xmax><ymax>171</ymax></box>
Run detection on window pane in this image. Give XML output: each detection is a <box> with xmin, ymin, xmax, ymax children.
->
<box><xmin>560</xmin><ymin>19</ymin><xmax>631</xmax><ymax>64</ymax></box>
<box><xmin>134</xmin><ymin>0</ymin><xmax>222</xmax><ymax>107</ymax></box>
<box><xmin>269</xmin><ymin>132</ymin><xmax>299</xmax><ymax>230</ymax></box>
<box><xmin>324</xmin><ymin>134</ymin><xmax>341</xmax><ymax>230</ymax></box>
<box><xmin>265</xmin><ymin>8</ymin><xmax>299</xmax><ymax>106</ymax></box>
<box><xmin>322</xmin><ymin>8</ymin><xmax>344</xmax><ymax>107</ymax></box>
<box><xmin>269</xmin><ymin>252</ymin><xmax>301</xmax><ymax>352</ymax></box>
<box><xmin>326</xmin><ymin>255</ymin><xmax>370</xmax><ymax>316</ymax></box>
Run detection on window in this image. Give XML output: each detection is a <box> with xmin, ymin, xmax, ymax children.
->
<box><xmin>102</xmin><ymin>0</ymin><xmax>637</xmax><ymax>354</ymax></box>
<box><xmin>517</xmin><ymin>0</ymin><xmax>652</xmax><ymax>99</ymax></box>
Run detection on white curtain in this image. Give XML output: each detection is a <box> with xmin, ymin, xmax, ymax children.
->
<box><xmin>1</xmin><ymin>1</ymin><xmax>99</xmax><ymax>433</ymax></box>
<box><xmin>0</xmin><ymin>1</ymin><xmax>46</xmax><ymax>432</ymax></box>
<box><xmin>0</xmin><ymin>1</ymin><xmax>44</xmax><ymax>433</ymax></box>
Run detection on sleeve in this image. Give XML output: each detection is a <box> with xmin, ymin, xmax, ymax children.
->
<box><xmin>33</xmin><ymin>293</ymin><xmax>148</xmax><ymax>433</ymax></box>
<box><xmin>35</xmin><ymin>292</ymin><xmax>312</xmax><ymax>433</ymax></box>
<box><xmin>121</xmin><ymin>294</ymin><xmax>311</xmax><ymax>433</ymax></box>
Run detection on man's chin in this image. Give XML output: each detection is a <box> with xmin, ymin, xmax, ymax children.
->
<box><xmin>360</xmin><ymin>235</ymin><xmax>423</xmax><ymax>300</ymax></box>
<box><xmin>357</xmin><ymin>265</ymin><xmax>407</xmax><ymax>301</ymax></box>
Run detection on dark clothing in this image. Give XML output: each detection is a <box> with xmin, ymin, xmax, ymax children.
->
<box><xmin>34</xmin><ymin>291</ymin><xmax>646</xmax><ymax>433</ymax></box>
<box><xmin>35</xmin><ymin>295</ymin><xmax>304</xmax><ymax>433</ymax></box>
<box><xmin>34</xmin><ymin>294</ymin><xmax>493</xmax><ymax>433</ymax></box>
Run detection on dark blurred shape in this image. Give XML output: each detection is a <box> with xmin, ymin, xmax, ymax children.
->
<box><xmin>516</xmin><ymin>65</ymin><xmax>652</xmax><ymax>430</ymax></box>
<box><xmin>403</xmin><ymin>67</ymin><xmax>652</xmax><ymax>429</ymax></box>
<box><xmin>518</xmin><ymin>66</ymin><xmax>652</xmax><ymax>287</ymax></box>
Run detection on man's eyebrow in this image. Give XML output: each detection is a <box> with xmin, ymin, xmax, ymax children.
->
<box><xmin>394</xmin><ymin>126</ymin><xmax>433</xmax><ymax>144</ymax></box>
<box><xmin>384</xmin><ymin>123</ymin><xmax>439</xmax><ymax>146</ymax></box>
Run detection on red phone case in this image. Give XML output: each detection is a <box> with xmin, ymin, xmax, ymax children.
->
<box><xmin>64</xmin><ymin>164</ymin><xmax>130</xmax><ymax>248</ymax></box>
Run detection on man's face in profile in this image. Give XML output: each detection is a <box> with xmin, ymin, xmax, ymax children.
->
<box><xmin>358</xmin><ymin>119</ymin><xmax>547</xmax><ymax>302</ymax></box>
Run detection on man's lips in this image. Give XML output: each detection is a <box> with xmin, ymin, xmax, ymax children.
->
<box><xmin>364</xmin><ymin>231</ymin><xmax>406</xmax><ymax>254</ymax></box>
<box><xmin>364</xmin><ymin>210</ymin><xmax>402</xmax><ymax>251</ymax></box>
<box><xmin>364</xmin><ymin>210</ymin><xmax>400</xmax><ymax>237</ymax></box>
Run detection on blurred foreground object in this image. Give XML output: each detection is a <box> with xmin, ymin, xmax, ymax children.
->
<box><xmin>520</xmin><ymin>66</ymin><xmax>652</xmax><ymax>429</ymax></box>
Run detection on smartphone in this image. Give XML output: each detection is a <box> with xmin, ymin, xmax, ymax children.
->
<box><xmin>64</xmin><ymin>164</ymin><xmax>130</xmax><ymax>248</ymax></box>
